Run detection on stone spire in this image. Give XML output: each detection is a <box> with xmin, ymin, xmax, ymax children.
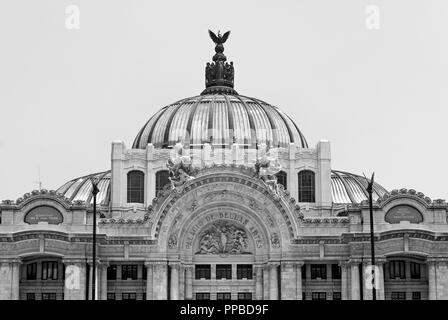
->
<box><xmin>201</xmin><ymin>30</ymin><xmax>238</xmax><ymax>95</ymax></box>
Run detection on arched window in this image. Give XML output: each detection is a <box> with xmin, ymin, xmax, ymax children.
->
<box><xmin>155</xmin><ymin>170</ymin><xmax>170</xmax><ymax>195</ymax></box>
<box><xmin>127</xmin><ymin>171</ymin><xmax>144</xmax><ymax>203</ymax></box>
<box><xmin>275</xmin><ymin>171</ymin><xmax>287</xmax><ymax>190</ymax></box>
<box><xmin>298</xmin><ymin>170</ymin><xmax>315</xmax><ymax>202</ymax></box>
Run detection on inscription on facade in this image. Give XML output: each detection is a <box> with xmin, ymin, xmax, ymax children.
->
<box><xmin>24</xmin><ymin>206</ymin><xmax>63</xmax><ymax>225</ymax></box>
<box><xmin>385</xmin><ymin>205</ymin><xmax>423</xmax><ymax>224</ymax></box>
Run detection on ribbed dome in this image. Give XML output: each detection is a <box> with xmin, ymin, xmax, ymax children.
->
<box><xmin>132</xmin><ymin>94</ymin><xmax>308</xmax><ymax>149</ymax></box>
<box><xmin>57</xmin><ymin>170</ymin><xmax>387</xmax><ymax>206</ymax></box>
<box><xmin>56</xmin><ymin>171</ymin><xmax>110</xmax><ymax>206</ymax></box>
<box><xmin>331</xmin><ymin>170</ymin><xmax>388</xmax><ymax>204</ymax></box>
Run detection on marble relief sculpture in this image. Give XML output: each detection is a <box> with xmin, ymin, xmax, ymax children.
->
<box><xmin>196</xmin><ymin>221</ymin><xmax>249</xmax><ymax>255</ymax></box>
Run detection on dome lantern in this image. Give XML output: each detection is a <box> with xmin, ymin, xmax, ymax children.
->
<box><xmin>201</xmin><ymin>30</ymin><xmax>238</xmax><ymax>95</ymax></box>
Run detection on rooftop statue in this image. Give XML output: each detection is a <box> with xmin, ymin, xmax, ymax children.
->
<box><xmin>166</xmin><ymin>143</ymin><xmax>197</xmax><ymax>190</ymax></box>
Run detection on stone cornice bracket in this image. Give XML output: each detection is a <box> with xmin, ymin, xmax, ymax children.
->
<box><xmin>268</xmin><ymin>261</ymin><xmax>281</xmax><ymax>267</ymax></box>
<box><xmin>348</xmin><ymin>258</ymin><xmax>363</xmax><ymax>265</ymax></box>
<box><xmin>0</xmin><ymin>258</ymin><xmax>22</xmax><ymax>266</ymax></box>
<box><xmin>144</xmin><ymin>260</ymin><xmax>168</xmax><ymax>266</ymax></box>
<box><xmin>62</xmin><ymin>258</ymin><xmax>87</xmax><ymax>266</ymax></box>
<box><xmin>361</xmin><ymin>256</ymin><xmax>387</xmax><ymax>265</ymax></box>
<box><xmin>338</xmin><ymin>260</ymin><xmax>350</xmax><ymax>268</ymax></box>
<box><xmin>427</xmin><ymin>257</ymin><xmax>448</xmax><ymax>265</ymax></box>
<box><xmin>87</xmin><ymin>259</ymin><xmax>107</xmax><ymax>266</ymax></box>
<box><xmin>168</xmin><ymin>261</ymin><xmax>181</xmax><ymax>268</ymax></box>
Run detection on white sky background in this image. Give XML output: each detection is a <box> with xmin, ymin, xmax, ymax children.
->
<box><xmin>0</xmin><ymin>0</ymin><xmax>447</xmax><ymax>200</ymax></box>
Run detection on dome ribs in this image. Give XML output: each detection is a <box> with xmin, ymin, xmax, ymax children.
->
<box><xmin>185</xmin><ymin>95</ymin><xmax>206</xmax><ymax>148</ymax></box>
<box><xmin>223</xmin><ymin>94</ymin><xmax>235</xmax><ymax>147</ymax></box>
<box><xmin>234</xmin><ymin>95</ymin><xmax>257</xmax><ymax>149</ymax></box>
<box><xmin>240</xmin><ymin>95</ymin><xmax>278</xmax><ymax>149</ymax></box>
<box><xmin>163</xmin><ymin>100</ymin><xmax>187</xmax><ymax>147</ymax></box>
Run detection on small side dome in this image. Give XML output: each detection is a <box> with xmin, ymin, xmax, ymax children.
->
<box><xmin>56</xmin><ymin>171</ymin><xmax>110</xmax><ymax>205</ymax></box>
<box><xmin>331</xmin><ymin>170</ymin><xmax>388</xmax><ymax>204</ymax></box>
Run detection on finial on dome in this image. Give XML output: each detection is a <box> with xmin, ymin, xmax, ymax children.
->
<box><xmin>201</xmin><ymin>30</ymin><xmax>238</xmax><ymax>95</ymax></box>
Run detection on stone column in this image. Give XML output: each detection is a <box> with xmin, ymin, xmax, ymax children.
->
<box><xmin>184</xmin><ymin>265</ymin><xmax>193</xmax><ymax>300</ymax></box>
<box><xmin>361</xmin><ymin>259</ymin><xmax>385</xmax><ymax>300</ymax></box>
<box><xmin>362</xmin><ymin>262</ymin><xmax>372</xmax><ymax>300</ymax></box>
<box><xmin>434</xmin><ymin>260</ymin><xmax>448</xmax><ymax>300</ymax></box>
<box><xmin>63</xmin><ymin>258</ymin><xmax>87</xmax><ymax>300</ymax></box>
<box><xmin>169</xmin><ymin>262</ymin><xmax>179</xmax><ymax>300</ymax></box>
<box><xmin>87</xmin><ymin>260</ymin><xmax>101</xmax><ymax>300</ymax></box>
<box><xmin>296</xmin><ymin>262</ymin><xmax>304</xmax><ymax>300</ymax></box>
<box><xmin>349</xmin><ymin>260</ymin><xmax>360</xmax><ymax>300</ymax></box>
<box><xmin>255</xmin><ymin>265</ymin><xmax>263</xmax><ymax>300</ymax></box>
<box><xmin>263</xmin><ymin>265</ymin><xmax>270</xmax><ymax>299</ymax></box>
<box><xmin>428</xmin><ymin>260</ymin><xmax>437</xmax><ymax>300</ymax></box>
<box><xmin>281</xmin><ymin>261</ymin><xmax>296</xmax><ymax>300</ymax></box>
<box><xmin>152</xmin><ymin>262</ymin><xmax>168</xmax><ymax>300</ymax></box>
<box><xmin>339</xmin><ymin>261</ymin><xmax>349</xmax><ymax>300</ymax></box>
<box><xmin>179</xmin><ymin>266</ymin><xmax>185</xmax><ymax>300</ymax></box>
<box><xmin>144</xmin><ymin>262</ymin><xmax>154</xmax><ymax>300</ymax></box>
<box><xmin>0</xmin><ymin>259</ymin><xmax>21</xmax><ymax>300</ymax></box>
<box><xmin>98</xmin><ymin>262</ymin><xmax>109</xmax><ymax>300</ymax></box>
<box><xmin>269</xmin><ymin>262</ymin><xmax>279</xmax><ymax>300</ymax></box>
<box><xmin>376</xmin><ymin>261</ymin><xmax>385</xmax><ymax>300</ymax></box>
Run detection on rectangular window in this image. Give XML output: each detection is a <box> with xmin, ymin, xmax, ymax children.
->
<box><xmin>195</xmin><ymin>265</ymin><xmax>211</xmax><ymax>280</ymax></box>
<box><xmin>237</xmin><ymin>292</ymin><xmax>252</xmax><ymax>300</ymax></box>
<box><xmin>389</xmin><ymin>261</ymin><xmax>406</xmax><ymax>279</ymax></box>
<box><xmin>302</xmin><ymin>265</ymin><xmax>306</xmax><ymax>279</ymax></box>
<box><xmin>122</xmin><ymin>292</ymin><xmax>137</xmax><ymax>300</ymax></box>
<box><xmin>121</xmin><ymin>265</ymin><xmax>138</xmax><ymax>280</ymax></box>
<box><xmin>391</xmin><ymin>292</ymin><xmax>406</xmax><ymax>300</ymax></box>
<box><xmin>217</xmin><ymin>292</ymin><xmax>231</xmax><ymax>300</ymax></box>
<box><xmin>410</xmin><ymin>262</ymin><xmax>421</xmax><ymax>279</ymax></box>
<box><xmin>142</xmin><ymin>292</ymin><xmax>146</xmax><ymax>300</ymax></box>
<box><xmin>41</xmin><ymin>261</ymin><xmax>58</xmax><ymax>280</ymax></box>
<box><xmin>237</xmin><ymin>265</ymin><xmax>252</xmax><ymax>280</ymax></box>
<box><xmin>298</xmin><ymin>171</ymin><xmax>315</xmax><ymax>202</ymax></box>
<box><xmin>216</xmin><ymin>265</ymin><xmax>232</xmax><ymax>280</ymax></box>
<box><xmin>127</xmin><ymin>171</ymin><xmax>144</xmax><ymax>203</ymax></box>
<box><xmin>311</xmin><ymin>264</ymin><xmax>327</xmax><ymax>279</ymax></box>
<box><xmin>26</xmin><ymin>263</ymin><xmax>37</xmax><ymax>280</ymax></box>
<box><xmin>311</xmin><ymin>292</ymin><xmax>327</xmax><ymax>300</ymax></box>
<box><xmin>412</xmin><ymin>292</ymin><xmax>421</xmax><ymax>300</ymax></box>
<box><xmin>107</xmin><ymin>265</ymin><xmax>117</xmax><ymax>280</ymax></box>
<box><xmin>196</xmin><ymin>293</ymin><xmax>210</xmax><ymax>300</ymax></box>
<box><xmin>107</xmin><ymin>293</ymin><xmax>116</xmax><ymax>300</ymax></box>
<box><xmin>26</xmin><ymin>293</ymin><xmax>36</xmax><ymax>300</ymax></box>
<box><xmin>331</xmin><ymin>264</ymin><xmax>341</xmax><ymax>279</ymax></box>
<box><xmin>333</xmin><ymin>292</ymin><xmax>342</xmax><ymax>300</ymax></box>
<box><xmin>41</xmin><ymin>293</ymin><xmax>57</xmax><ymax>300</ymax></box>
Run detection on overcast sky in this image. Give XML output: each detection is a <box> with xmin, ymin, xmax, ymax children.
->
<box><xmin>1</xmin><ymin>0</ymin><xmax>447</xmax><ymax>201</ymax></box>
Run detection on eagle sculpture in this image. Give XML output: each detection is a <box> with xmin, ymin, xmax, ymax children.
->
<box><xmin>208</xmin><ymin>30</ymin><xmax>231</xmax><ymax>44</ymax></box>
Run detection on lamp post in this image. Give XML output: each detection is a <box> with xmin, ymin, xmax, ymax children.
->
<box><xmin>90</xmin><ymin>178</ymin><xmax>100</xmax><ymax>301</ymax></box>
<box><xmin>366</xmin><ymin>172</ymin><xmax>376</xmax><ymax>300</ymax></box>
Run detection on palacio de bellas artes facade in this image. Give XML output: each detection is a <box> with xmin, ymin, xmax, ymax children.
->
<box><xmin>1</xmin><ymin>30</ymin><xmax>448</xmax><ymax>302</ymax></box>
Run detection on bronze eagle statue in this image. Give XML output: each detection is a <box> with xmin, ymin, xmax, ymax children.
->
<box><xmin>208</xmin><ymin>30</ymin><xmax>231</xmax><ymax>44</ymax></box>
